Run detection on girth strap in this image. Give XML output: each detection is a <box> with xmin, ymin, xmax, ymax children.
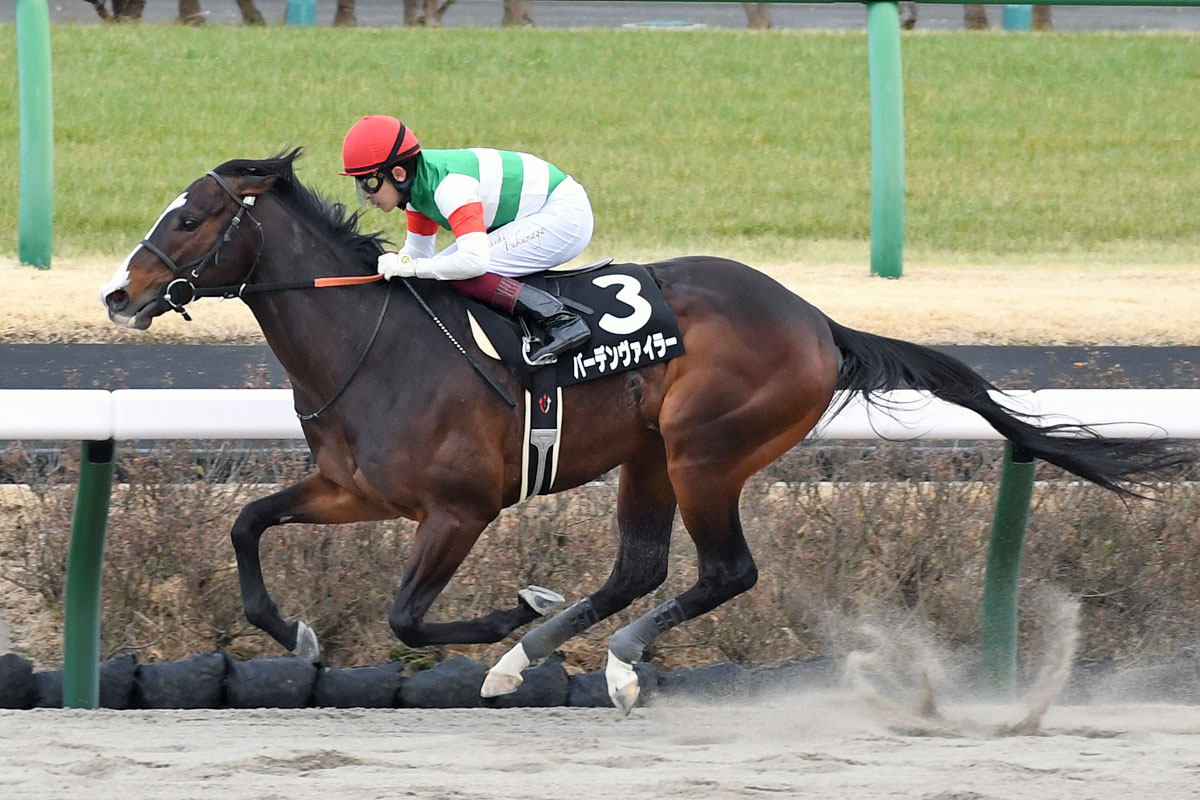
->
<box><xmin>520</xmin><ymin>366</ymin><xmax>564</xmax><ymax>501</ymax></box>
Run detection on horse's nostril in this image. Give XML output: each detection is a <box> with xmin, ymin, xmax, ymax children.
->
<box><xmin>106</xmin><ymin>289</ymin><xmax>129</xmax><ymax>312</ymax></box>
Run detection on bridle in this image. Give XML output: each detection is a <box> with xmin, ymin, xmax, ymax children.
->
<box><xmin>134</xmin><ymin>169</ymin><xmax>514</xmax><ymax>418</ymax></box>
<box><xmin>141</xmin><ymin>170</ymin><xmax>266</xmax><ymax>322</ymax></box>
<box><xmin>138</xmin><ymin>170</ymin><xmax>390</xmax><ymax>419</ymax></box>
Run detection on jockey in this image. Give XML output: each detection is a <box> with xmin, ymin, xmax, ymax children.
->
<box><xmin>340</xmin><ymin>114</ymin><xmax>593</xmax><ymax>365</ymax></box>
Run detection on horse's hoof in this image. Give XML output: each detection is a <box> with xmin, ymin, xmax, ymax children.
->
<box><xmin>481</xmin><ymin>670</ymin><xmax>524</xmax><ymax>698</ymax></box>
<box><xmin>605</xmin><ymin>650</ymin><xmax>640</xmax><ymax>715</ymax></box>
<box><xmin>519</xmin><ymin>585</ymin><xmax>565</xmax><ymax>616</ymax></box>
<box><xmin>292</xmin><ymin>621</ymin><xmax>320</xmax><ymax>662</ymax></box>
<box><xmin>481</xmin><ymin>642</ymin><xmax>530</xmax><ymax>698</ymax></box>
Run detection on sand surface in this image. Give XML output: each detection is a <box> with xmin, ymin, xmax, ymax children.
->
<box><xmin>2</xmin><ymin>696</ymin><xmax>1199</xmax><ymax>800</ymax></box>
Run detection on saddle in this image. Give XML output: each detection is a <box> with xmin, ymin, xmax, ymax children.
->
<box><xmin>461</xmin><ymin>259</ymin><xmax>686</xmax><ymax>500</ymax></box>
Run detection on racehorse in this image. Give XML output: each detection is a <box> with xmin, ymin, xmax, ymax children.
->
<box><xmin>101</xmin><ymin>151</ymin><xmax>1188</xmax><ymax>712</ymax></box>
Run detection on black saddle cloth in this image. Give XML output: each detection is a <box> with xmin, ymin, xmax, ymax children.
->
<box><xmin>467</xmin><ymin>262</ymin><xmax>686</xmax><ymax>388</ymax></box>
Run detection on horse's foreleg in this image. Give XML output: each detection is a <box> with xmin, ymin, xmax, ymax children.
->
<box><xmin>482</xmin><ymin>445</ymin><xmax>677</xmax><ymax>698</ymax></box>
<box><xmin>231</xmin><ymin>472</ymin><xmax>396</xmax><ymax>660</ymax></box>
<box><xmin>387</xmin><ymin>507</ymin><xmax>553</xmax><ymax>646</ymax></box>
<box><xmin>605</xmin><ymin>473</ymin><xmax>758</xmax><ymax>713</ymax></box>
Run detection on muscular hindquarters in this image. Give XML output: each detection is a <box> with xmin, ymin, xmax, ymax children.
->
<box><xmin>504</xmin><ymin>257</ymin><xmax>842</xmax><ymax>500</ymax></box>
<box><xmin>653</xmin><ymin>258</ymin><xmax>840</xmax><ymax>486</ymax></box>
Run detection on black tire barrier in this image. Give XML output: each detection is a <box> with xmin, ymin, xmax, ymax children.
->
<box><xmin>0</xmin><ymin>653</ymin><xmax>35</xmax><ymax>710</ymax></box>
<box><xmin>0</xmin><ymin>652</ymin><xmax>666</xmax><ymax>710</ymax></box>
<box><xmin>745</xmin><ymin>654</ymin><xmax>841</xmax><ymax>696</ymax></box>
<box><xmin>31</xmin><ymin>653</ymin><xmax>138</xmax><ymax>710</ymax></box>
<box><xmin>135</xmin><ymin>652</ymin><xmax>228</xmax><ymax>709</ymax></box>
<box><xmin>312</xmin><ymin>661</ymin><xmax>406</xmax><ymax>709</ymax></box>
<box><xmin>397</xmin><ymin>656</ymin><xmax>488</xmax><ymax>709</ymax></box>
<box><xmin>2</xmin><ymin>650</ymin><xmax>1196</xmax><ymax>709</ymax></box>
<box><xmin>224</xmin><ymin>656</ymin><xmax>318</xmax><ymax>709</ymax></box>
<box><xmin>657</xmin><ymin>661</ymin><xmax>751</xmax><ymax>700</ymax></box>
<box><xmin>397</xmin><ymin>654</ymin><xmax>573</xmax><ymax>708</ymax></box>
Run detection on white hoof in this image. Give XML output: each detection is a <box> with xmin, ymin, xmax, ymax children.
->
<box><xmin>605</xmin><ymin>650</ymin><xmax>640</xmax><ymax>715</ymax></box>
<box><xmin>481</xmin><ymin>671</ymin><xmax>523</xmax><ymax>698</ymax></box>
<box><xmin>519</xmin><ymin>585</ymin><xmax>566</xmax><ymax>616</ymax></box>
<box><xmin>292</xmin><ymin>621</ymin><xmax>320</xmax><ymax>662</ymax></box>
<box><xmin>481</xmin><ymin>643</ymin><xmax>530</xmax><ymax>698</ymax></box>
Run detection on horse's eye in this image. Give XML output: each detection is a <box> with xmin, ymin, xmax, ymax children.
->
<box><xmin>179</xmin><ymin>217</ymin><xmax>199</xmax><ymax>232</ymax></box>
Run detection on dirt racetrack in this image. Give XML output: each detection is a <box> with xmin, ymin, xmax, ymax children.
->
<box><xmin>2</xmin><ymin>696</ymin><xmax>1199</xmax><ymax>800</ymax></box>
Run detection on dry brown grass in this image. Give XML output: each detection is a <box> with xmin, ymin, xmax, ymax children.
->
<box><xmin>6</xmin><ymin>250</ymin><xmax>1200</xmax><ymax>345</ymax></box>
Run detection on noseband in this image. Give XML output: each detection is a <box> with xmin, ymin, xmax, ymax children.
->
<box><xmin>141</xmin><ymin>170</ymin><xmax>265</xmax><ymax>321</ymax></box>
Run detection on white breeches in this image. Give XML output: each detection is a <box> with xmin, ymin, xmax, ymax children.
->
<box><xmin>439</xmin><ymin>177</ymin><xmax>594</xmax><ymax>277</ymax></box>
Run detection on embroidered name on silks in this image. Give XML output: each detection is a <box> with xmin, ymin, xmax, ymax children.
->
<box><xmin>572</xmin><ymin>331</ymin><xmax>680</xmax><ymax>380</ymax></box>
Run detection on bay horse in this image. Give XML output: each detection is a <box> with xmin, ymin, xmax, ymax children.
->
<box><xmin>101</xmin><ymin>151</ymin><xmax>1187</xmax><ymax>712</ymax></box>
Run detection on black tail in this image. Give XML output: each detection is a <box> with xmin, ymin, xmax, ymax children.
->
<box><xmin>825</xmin><ymin>317</ymin><xmax>1192</xmax><ymax>498</ymax></box>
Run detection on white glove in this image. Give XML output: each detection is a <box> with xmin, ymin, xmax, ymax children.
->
<box><xmin>377</xmin><ymin>251</ymin><xmax>425</xmax><ymax>279</ymax></box>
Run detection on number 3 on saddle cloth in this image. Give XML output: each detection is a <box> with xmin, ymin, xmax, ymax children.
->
<box><xmin>464</xmin><ymin>260</ymin><xmax>686</xmax><ymax>501</ymax></box>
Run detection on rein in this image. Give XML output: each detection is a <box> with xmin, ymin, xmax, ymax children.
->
<box><xmin>143</xmin><ymin>171</ymin><xmax>514</xmax><ymax>417</ymax></box>
<box><xmin>295</xmin><ymin>279</ymin><xmax>393</xmax><ymax>421</ymax></box>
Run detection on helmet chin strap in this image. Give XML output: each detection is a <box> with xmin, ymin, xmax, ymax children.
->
<box><xmin>387</xmin><ymin>169</ymin><xmax>416</xmax><ymax>207</ymax></box>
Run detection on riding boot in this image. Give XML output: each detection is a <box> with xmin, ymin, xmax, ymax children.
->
<box><xmin>510</xmin><ymin>283</ymin><xmax>591</xmax><ymax>365</ymax></box>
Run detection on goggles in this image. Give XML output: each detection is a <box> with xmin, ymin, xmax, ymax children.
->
<box><xmin>355</xmin><ymin>170</ymin><xmax>388</xmax><ymax>194</ymax></box>
<box><xmin>353</xmin><ymin>170</ymin><xmax>388</xmax><ymax>206</ymax></box>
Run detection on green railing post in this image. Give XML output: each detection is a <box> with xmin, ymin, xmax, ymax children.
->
<box><xmin>865</xmin><ymin>1</ymin><xmax>905</xmax><ymax>278</ymax></box>
<box><xmin>15</xmin><ymin>0</ymin><xmax>54</xmax><ymax>270</ymax></box>
<box><xmin>286</xmin><ymin>0</ymin><xmax>317</xmax><ymax>26</ymax></box>
<box><xmin>980</xmin><ymin>441</ymin><xmax>1036</xmax><ymax>693</ymax></box>
<box><xmin>1002</xmin><ymin>4</ymin><xmax>1035</xmax><ymax>29</ymax></box>
<box><xmin>63</xmin><ymin>439</ymin><xmax>115</xmax><ymax>709</ymax></box>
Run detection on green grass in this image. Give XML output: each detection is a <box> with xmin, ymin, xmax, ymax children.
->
<box><xmin>1</xmin><ymin>26</ymin><xmax>1198</xmax><ymax>262</ymax></box>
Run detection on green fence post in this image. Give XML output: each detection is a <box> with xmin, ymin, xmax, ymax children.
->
<box><xmin>15</xmin><ymin>0</ymin><xmax>54</xmax><ymax>270</ymax></box>
<box><xmin>63</xmin><ymin>439</ymin><xmax>115</xmax><ymax>709</ymax></box>
<box><xmin>865</xmin><ymin>1</ymin><xmax>904</xmax><ymax>278</ymax></box>
<box><xmin>286</xmin><ymin>0</ymin><xmax>317</xmax><ymax>26</ymax></box>
<box><xmin>1002</xmin><ymin>5</ymin><xmax>1034</xmax><ymax>29</ymax></box>
<box><xmin>980</xmin><ymin>442</ymin><xmax>1036</xmax><ymax>693</ymax></box>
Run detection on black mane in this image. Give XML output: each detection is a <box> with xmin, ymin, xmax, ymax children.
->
<box><xmin>213</xmin><ymin>148</ymin><xmax>389</xmax><ymax>264</ymax></box>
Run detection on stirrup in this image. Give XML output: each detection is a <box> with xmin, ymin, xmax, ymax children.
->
<box><xmin>522</xmin><ymin>335</ymin><xmax>559</xmax><ymax>367</ymax></box>
<box><xmin>523</xmin><ymin>319</ymin><xmax>590</xmax><ymax>367</ymax></box>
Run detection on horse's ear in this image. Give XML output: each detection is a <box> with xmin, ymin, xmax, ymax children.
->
<box><xmin>233</xmin><ymin>174</ymin><xmax>278</xmax><ymax>197</ymax></box>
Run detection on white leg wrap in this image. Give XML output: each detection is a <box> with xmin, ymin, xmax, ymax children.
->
<box><xmin>292</xmin><ymin>621</ymin><xmax>320</xmax><ymax>662</ymax></box>
<box><xmin>481</xmin><ymin>642</ymin><xmax>531</xmax><ymax>698</ymax></box>
<box><xmin>605</xmin><ymin>649</ymin><xmax>640</xmax><ymax>715</ymax></box>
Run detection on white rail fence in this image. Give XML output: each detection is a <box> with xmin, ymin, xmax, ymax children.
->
<box><xmin>5</xmin><ymin>387</ymin><xmax>1200</xmax><ymax>441</ymax></box>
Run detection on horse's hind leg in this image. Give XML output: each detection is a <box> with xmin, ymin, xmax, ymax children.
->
<box><xmin>231</xmin><ymin>472</ymin><xmax>397</xmax><ymax>660</ymax></box>
<box><xmin>605</xmin><ymin>472</ymin><xmax>758</xmax><ymax>712</ymax></box>
<box><xmin>589</xmin><ymin>304</ymin><xmax>839</xmax><ymax>710</ymax></box>
<box><xmin>482</xmin><ymin>439</ymin><xmax>677</xmax><ymax>697</ymax></box>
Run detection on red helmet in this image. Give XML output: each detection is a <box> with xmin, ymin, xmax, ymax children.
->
<box><xmin>340</xmin><ymin>115</ymin><xmax>421</xmax><ymax>176</ymax></box>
